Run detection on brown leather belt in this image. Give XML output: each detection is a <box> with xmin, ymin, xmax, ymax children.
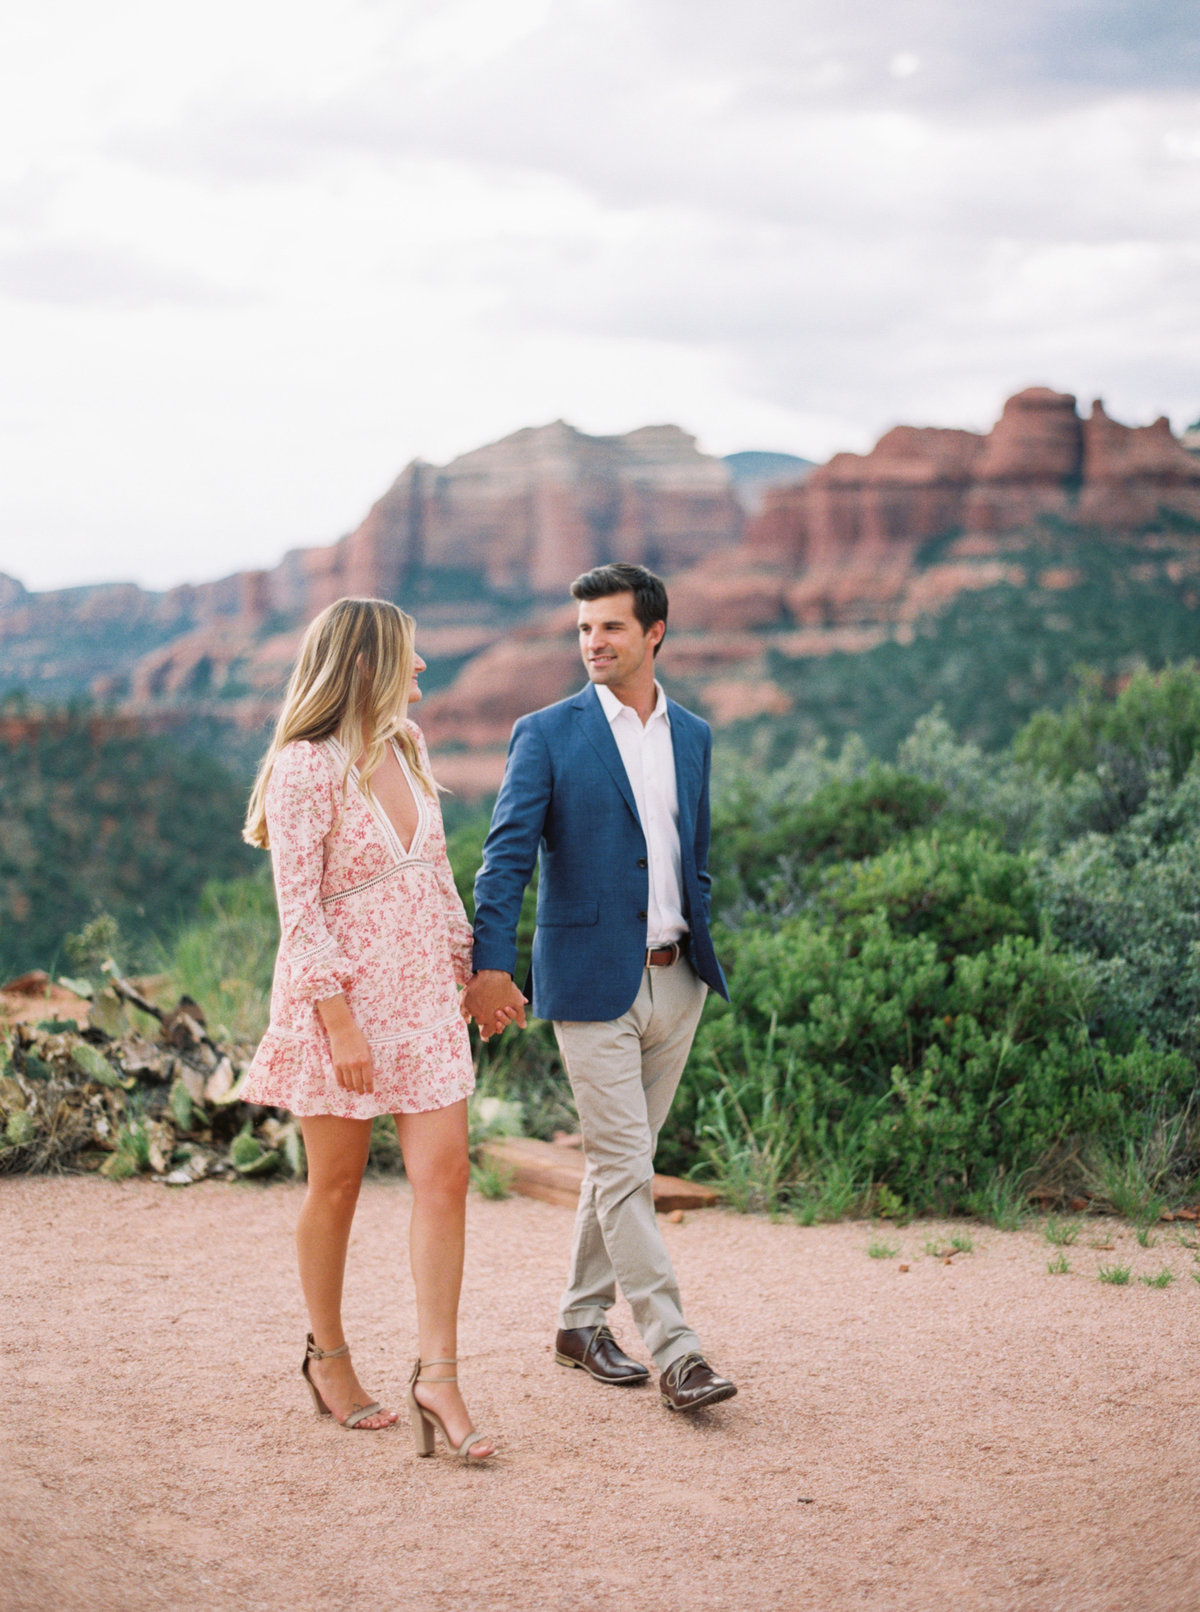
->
<box><xmin>646</xmin><ymin>939</ymin><xmax>686</xmax><ymax>968</ymax></box>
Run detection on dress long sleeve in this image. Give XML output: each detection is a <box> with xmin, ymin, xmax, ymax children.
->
<box><xmin>265</xmin><ymin>742</ymin><xmax>356</xmax><ymax>1002</ymax></box>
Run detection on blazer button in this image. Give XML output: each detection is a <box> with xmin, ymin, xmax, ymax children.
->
<box><xmin>637</xmin><ymin>910</ymin><xmax>647</xmax><ymax>921</ymax></box>
<box><xmin>637</xmin><ymin>857</ymin><xmax>647</xmax><ymax>868</ymax></box>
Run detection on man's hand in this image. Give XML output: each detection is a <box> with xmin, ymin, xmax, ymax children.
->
<box><xmin>460</xmin><ymin>970</ymin><xmax>528</xmax><ymax>1040</ymax></box>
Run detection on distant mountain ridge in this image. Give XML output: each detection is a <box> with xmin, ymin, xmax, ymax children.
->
<box><xmin>3</xmin><ymin>388</ymin><xmax>1200</xmax><ymax>794</ymax></box>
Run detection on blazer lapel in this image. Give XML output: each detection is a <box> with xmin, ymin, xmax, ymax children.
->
<box><xmin>573</xmin><ymin>686</ymin><xmax>642</xmax><ymax>827</ymax></box>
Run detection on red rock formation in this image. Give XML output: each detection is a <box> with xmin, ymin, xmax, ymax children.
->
<box><xmin>396</xmin><ymin>421</ymin><xmax>742</xmax><ymax>594</ymax></box>
<box><xmin>6</xmin><ymin>390</ymin><xmax>1200</xmax><ymax>800</ymax></box>
<box><xmin>747</xmin><ymin>388</ymin><xmax>1200</xmax><ymax>626</ymax></box>
<box><xmin>962</xmin><ymin>388</ymin><xmax>1083</xmax><ymax>531</ymax></box>
<box><xmin>1077</xmin><ymin>401</ymin><xmax>1200</xmax><ymax>527</ymax></box>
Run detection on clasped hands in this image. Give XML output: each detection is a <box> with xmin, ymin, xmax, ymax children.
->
<box><xmin>460</xmin><ymin>969</ymin><xmax>528</xmax><ymax>1041</ymax></box>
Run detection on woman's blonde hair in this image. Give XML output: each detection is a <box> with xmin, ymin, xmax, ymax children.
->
<box><xmin>243</xmin><ymin>596</ymin><xmax>434</xmax><ymax>849</ymax></box>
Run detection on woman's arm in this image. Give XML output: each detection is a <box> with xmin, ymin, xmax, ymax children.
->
<box><xmin>268</xmin><ymin>744</ymin><xmax>372</xmax><ymax>1091</ymax></box>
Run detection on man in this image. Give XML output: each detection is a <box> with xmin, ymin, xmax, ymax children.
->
<box><xmin>462</xmin><ymin>562</ymin><xmax>737</xmax><ymax>1412</ymax></box>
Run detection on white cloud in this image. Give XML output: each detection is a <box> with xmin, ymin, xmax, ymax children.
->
<box><xmin>0</xmin><ymin>0</ymin><xmax>1197</xmax><ymax>592</ymax></box>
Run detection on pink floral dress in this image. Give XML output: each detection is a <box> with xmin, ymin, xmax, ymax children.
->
<box><xmin>240</xmin><ymin>724</ymin><xmax>476</xmax><ymax>1119</ymax></box>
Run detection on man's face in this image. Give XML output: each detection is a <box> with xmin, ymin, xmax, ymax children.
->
<box><xmin>577</xmin><ymin>591</ymin><xmax>663</xmax><ymax>690</ymax></box>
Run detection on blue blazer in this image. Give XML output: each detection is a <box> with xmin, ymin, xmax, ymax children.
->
<box><xmin>472</xmin><ymin>683</ymin><xmax>729</xmax><ymax>1022</ymax></box>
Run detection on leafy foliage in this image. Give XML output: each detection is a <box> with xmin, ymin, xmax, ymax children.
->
<box><xmin>0</xmin><ymin>711</ymin><xmax>257</xmax><ymax>979</ymax></box>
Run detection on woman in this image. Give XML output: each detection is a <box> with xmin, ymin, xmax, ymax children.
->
<box><xmin>241</xmin><ymin>596</ymin><xmax>502</xmax><ymax>1460</ymax></box>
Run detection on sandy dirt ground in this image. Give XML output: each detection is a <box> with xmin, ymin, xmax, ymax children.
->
<box><xmin>2</xmin><ymin>1176</ymin><xmax>1198</xmax><ymax>1612</ymax></box>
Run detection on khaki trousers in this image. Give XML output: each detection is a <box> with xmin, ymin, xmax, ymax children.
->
<box><xmin>553</xmin><ymin>958</ymin><xmax>709</xmax><ymax>1371</ymax></box>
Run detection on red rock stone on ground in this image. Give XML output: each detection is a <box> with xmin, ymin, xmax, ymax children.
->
<box><xmin>0</xmin><ymin>974</ymin><xmax>90</xmax><ymax>1028</ymax></box>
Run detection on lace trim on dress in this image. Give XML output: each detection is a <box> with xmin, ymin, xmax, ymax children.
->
<box><xmin>321</xmin><ymin>861</ymin><xmax>436</xmax><ymax>905</ymax></box>
<box><xmin>264</xmin><ymin>1007</ymin><xmax>463</xmax><ymax>1046</ymax></box>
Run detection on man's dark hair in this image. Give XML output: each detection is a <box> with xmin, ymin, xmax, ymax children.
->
<box><xmin>570</xmin><ymin>563</ymin><xmax>668</xmax><ymax>654</ymax></box>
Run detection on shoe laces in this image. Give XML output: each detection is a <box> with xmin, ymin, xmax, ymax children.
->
<box><xmin>664</xmin><ymin>1350</ymin><xmax>706</xmax><ymax>1389</ymax></box>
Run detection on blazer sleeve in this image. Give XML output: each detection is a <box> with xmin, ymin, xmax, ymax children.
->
<box><xmin>471</xmin><ymin>715</ymin><xmax>553</xmax><ymax>977</ymax></box>
<box><xmin>412</xmin><ymin>724</ymin><xmax>475</xmax><ymax>987</ymax></box>
<box><xmin>265</xmin><ymin>743</ymin><xmax>355</xmax><ymax>1002</ymax></box>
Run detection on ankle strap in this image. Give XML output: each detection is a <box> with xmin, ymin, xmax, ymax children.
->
<box><xmin>416</xmin><ymin>1357</ymin><xmax>457</xmax><ymax>1381</ymax></box>
<box><xmin>306</xmin><ymin>1335</ymin><xmax>350</xmax><ymax>1362</ymax></box>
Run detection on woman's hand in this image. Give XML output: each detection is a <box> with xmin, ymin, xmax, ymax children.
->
<box><xmin>315</xmin><ymin>994</ymin><xmax>375</xmax><ymax>1093</ymax></box>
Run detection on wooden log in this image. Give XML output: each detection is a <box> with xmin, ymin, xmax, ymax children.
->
<box><xmin>478</xmin><ymin>1136</ymin><xmax>719</xmax><ymax>1212</ymax></box>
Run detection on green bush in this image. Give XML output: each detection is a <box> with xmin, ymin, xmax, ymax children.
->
<box><xmin>667</xmin><ymin>909</ymin><xmax>1191</xmax><ymax>1217</ymax></box>
<box><xmin>158</xmin><ymin>868</ymin><xmax>278</xmax><ymax>1042</ymax></box>
<box><xmin>711</xmin><ymin>762</ymin><xmax>948</xmax><ymax>915</ymax></box>
<box><xmin>1014</xmin><ymin>664</ymin><xmax>1200</xmax><ymax>788</ymax></box>
<box><xmin>822</xmin><ymin>830</ymin><xmax>1038</xmax><ymax>960</ymax></box>
<box><xmin>1036</xmin><ymin>766</ymin><xmax>1200</xmax><ymax>1053</ymax></box>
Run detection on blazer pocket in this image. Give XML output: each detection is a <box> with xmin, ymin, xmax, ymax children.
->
<box><xmin>536</xmin><ymin>899</ymin><xmax>599</xmax><ymax>927</ymax></box>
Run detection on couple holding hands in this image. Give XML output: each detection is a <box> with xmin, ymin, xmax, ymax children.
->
<box><xmin>240</xmin><ymin>564</ymin><xmax>736</xmax><ymax>1463</ymax></box>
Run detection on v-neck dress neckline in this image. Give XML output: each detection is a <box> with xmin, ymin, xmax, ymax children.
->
<box><xmin>329</xmin><ymin>736</ymin><xmax>429</xmax><ymax>862</ymax></box>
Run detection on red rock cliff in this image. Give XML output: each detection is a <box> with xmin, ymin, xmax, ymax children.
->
<box><xmin>750</xmin><ymin>388</ymin><xmax>1200</xmax><ymax>579</ymax></box>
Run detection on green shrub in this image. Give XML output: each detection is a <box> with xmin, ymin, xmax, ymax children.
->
<box><xmin>1014</xmin><ymin>664</ymin><xmax>1200</xmax><ymax>789</ymax></box>
<box><xmin>823</xmin><ymin>830</ymin><xmax>1038</xmax><ymax>960</ymax></box>
<box><xmin>711</xmin><ymin>762</ymin><xmax>948</xmax><ymax>915</ymax></box>
<box><xmin>1037</xmin><ymin>766</ymin><xmax>1200</xmax><ymax>1052</ymax></box>
<box><xmin>158</xmin><ymin>869</ymin><xmax>278</xmax><ymax>1041</ymax></box>
<box><xmin>669</xmin><ymin>910</ymin><xmax>1191</xmax><ymax>1216</ymax></box>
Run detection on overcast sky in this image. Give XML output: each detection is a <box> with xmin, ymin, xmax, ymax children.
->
<box><xmin>3</xmin><ymin>0</ymin><xmax>1198</xmax><ymax>592</ymax></box>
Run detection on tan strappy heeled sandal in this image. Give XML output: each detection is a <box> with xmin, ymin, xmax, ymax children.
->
<box><xmin>301</xmin><ymin>1333</ymin><xmax>393</xmax><ymax>1430</ymax></box>
<box><xmin>407</xmin><ymin>1358</ymin><xmax>494</xmax><ymax>1462</ymax></box>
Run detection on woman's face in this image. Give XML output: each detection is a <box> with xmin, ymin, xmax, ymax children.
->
<box><xmin>408</xmin><ymin>650</ymin><xmax>427</xmax><ymax>704</ymax></box>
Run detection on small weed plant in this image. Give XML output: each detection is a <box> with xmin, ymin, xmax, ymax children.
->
<box><xmin>1098</xmin><ymin>1263</ymin><xmax>1132</xmax><ymax>1285</ymax></box>
<box><xmin>1047</xmin><ymin>1253</ymin><xmax>1071</xmax><ymax>1275</ymax></box>
<box><xmin>470</xmin><ymin>1158</ymin><xmax>515</xmax><ymax>1200</ymax></box>
<box><xmin>1044</xmin><ymin>1217</ymin><xmax>1079</xmax><ymax>1246</ymax></box>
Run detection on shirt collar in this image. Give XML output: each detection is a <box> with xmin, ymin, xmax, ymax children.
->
<box><xmin>595</xmin><ymin>680</ymin><xmax>669</xmax><ymax>727</ymax></box>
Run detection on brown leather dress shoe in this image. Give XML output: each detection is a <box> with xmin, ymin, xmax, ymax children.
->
<box><xmin>659</xmin><ymin>1351</ymin><xmax>738</xmax><ymax>1412</ymax></box>
<box><xmin>555</xmin><ymin>1324</ymin><xmax>651</xmax><ymax>1385</ymax></box>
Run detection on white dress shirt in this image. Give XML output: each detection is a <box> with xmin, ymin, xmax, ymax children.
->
<box><xmin>595</xmin><ymin>681</ymin><xmax>687</xmax><ymax>948</ymax></box>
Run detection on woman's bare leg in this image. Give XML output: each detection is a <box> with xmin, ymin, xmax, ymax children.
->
<box><xmin>296</xmin><ymin>1114</ymin><xmax>396</xmax><ymax>1428</ymax></box>
<box><xmin>395</xmin><ymin>1099</ymin><xmax>494</xmax><ymax>1458</ymax></box>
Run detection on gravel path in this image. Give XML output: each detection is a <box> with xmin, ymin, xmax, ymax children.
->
<box><xmin>2</xmin><ymin>1176</ymin><xmax>1198</xmax><ymax>1612</ymax></box>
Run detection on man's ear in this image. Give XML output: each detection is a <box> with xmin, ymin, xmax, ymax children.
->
<box><xmin>648</xmin><ymin>619</ymin><xmax>666</xmax><ymax>650</ymax></box>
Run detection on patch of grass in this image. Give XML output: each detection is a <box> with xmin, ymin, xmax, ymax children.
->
<box><xmin>1141</xmin><ymin>1268</ymin><xmax>1176</xmax><ymax>1288</ymax></box>
<box><xmin>1047</xmin><ymin>1253</ymin><xmax>1071</xmax><ymax>1275</ymax></box>
<box><xmin>949</xmin><ymin>1232</ymin><xmax>974</xmax><ymax>1254</ymax></box>
<box><xmin>99</xmin><ymin>1120</ymin><xmax>150</xmax><ymax>1181</ymax></box>
<box><xmin>1044</xmin><ymin>1217</ymin><xmax>1079</xmax><ymax>1246</ymax></box>
<box><xmin>923</xmin><ymin>1237</ymin><xmax>946</xmax><ymax>1258</ymax></box>
<box><xmin>1097</xmin><ymin>1263</ymin><xmax>1132</xmax><ymax>1286</ymax></box>
<box><xmin>867</xmin><ymin>1240</ymin><xmax>900</xmax><ymax>1259</ymax></box>
<box><xmin>1135</xmin><ymin>1225</ymin><xmax>1157</xmax><ymax>1248</ymax></box>
<box><xmin>1082</xmin><ymin>1130</ymin><xmax>1175</xmax><ymax>1228</ymax></box>
<box><xmin>968</xmin><ymin>1170</ymin><xmax>1029</xmax><ymax>1231</ymax></box>
<box><xmin>872</xmin><ymin>1183</ymin><xmax>909</xmax><ymax>1224</ymax></box>
<box><xmin>470</xmin><ymin>1157</ymin><xmax>514</xmax><ymax>1200</ymax></box>
<box><xmin>790</xmin><ymin>1159</ymin><xmax>868</xmax><ymax>1226</ymax></box>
